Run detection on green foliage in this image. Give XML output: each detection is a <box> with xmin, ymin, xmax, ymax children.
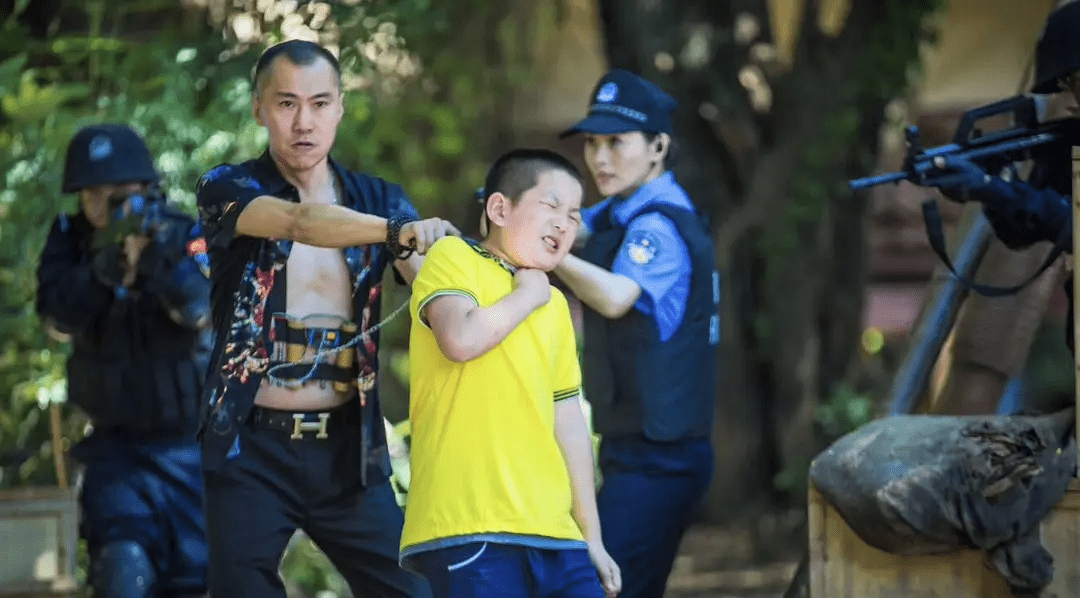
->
<box><xmin>773</xmin><ymin>384</ymin><xmax>876</xmax><ymax>493</ymax></box>
<box><xmin>0</xmin><ymin>2</ymin><xmax>263</xmax><ymax>488</ymax></box>
<box><xmin>280</xmin><ymin>532</ymin><xmax>353</xmax><ymax>598</ymax></box>
<box><xmin>814</xmin><ymin>384</ymin><xmax>876</xmax><ymax>439</ymax></box>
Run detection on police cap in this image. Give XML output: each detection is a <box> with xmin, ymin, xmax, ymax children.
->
<box><xmin>62</xmin><ymin>124</ymin><xmax>159</xmax><ymax>193</ymax></box>
<box><xmin>560</xmin><ymin>70</ymin><xmax>677</xmax><ymax>138</ymax></box>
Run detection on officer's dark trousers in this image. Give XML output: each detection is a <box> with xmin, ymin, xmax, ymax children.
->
<box><xmin>203</xmin><ymin>402</ymin><xmax>430</xmax><ymax>598</ymax></box>
<box><xmin>596</xmin><ymin>436</ymin><xmax>713</xmax><ymax>598</ymax></box>
<box><xmin>74</xmin><ymin>429</ymin><xmax>208</xmax><ymax>597</ymax></box>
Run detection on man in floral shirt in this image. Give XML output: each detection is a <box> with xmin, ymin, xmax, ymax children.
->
<box><xmin>195</xmin><ymin>40</ymin><xmax>456</xmax><ymax>597</ymax></box>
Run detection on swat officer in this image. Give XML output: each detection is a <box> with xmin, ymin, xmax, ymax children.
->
<box><xmin>36</xmin><ymin>124</ymin><xmax>211</xmax><ymax>597</ymax></box>
<box><xmin>553</xmin><ymin>70</ymin><xmax>720</xmax><ymax>598</ymax></box>
<box><xmin>929</xmin><ymin>1</ymin><xmax>1080</xmax><ymax>350</ymax></box>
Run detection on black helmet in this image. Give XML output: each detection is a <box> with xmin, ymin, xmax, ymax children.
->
<box><xmin>62</xmin><ymin>124</ymin><xmax>159</xmax><ymax>193</ymax></box>
<box><xmin>1032</xmin><ymin>2</ymin><xmax>1080</xmax><ymax>94</ymax></box>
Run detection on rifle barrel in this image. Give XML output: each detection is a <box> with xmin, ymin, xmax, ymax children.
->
<box><xmin>848</xmin><ymin>131</ymin><xmax>1061</xmax><ymax>191</ymax></box>
<box><xmin>849</xmin><ymin>171</ymin><xmax>906</xmax><ymax>190</ymax></box>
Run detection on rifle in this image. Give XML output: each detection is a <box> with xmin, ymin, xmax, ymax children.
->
<box><xmin>89</xmin><ymin>188</ymin><xmax>212</xmax><ymax>326</ymax></box>
<box><xmin>850</xmin><ymin>94</ymin><xmax>1079</xmax><ymax>299</ymax></box>
<box><xmin>90</xmin><ymin>188</ymin><xmax>169</xmax><ymax>251</ymax></box>
<box><xmin>849</xmin><ymin>94</ymin><xmax>1080</xmax><ymax>192</ymax></box>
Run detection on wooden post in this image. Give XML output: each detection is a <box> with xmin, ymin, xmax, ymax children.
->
<box><xmin>1073</xmin><ymin>145</ymin><xmax>1080</xmax><ymax>459</ymax></box>
<box><xmin>48</xmin><ymin>404</ymin><xmax>67</xmax><ymax>490</ymax></box>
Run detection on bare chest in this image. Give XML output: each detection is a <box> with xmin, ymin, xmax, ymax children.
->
<box><xmin>284</xmin><ymin>243</ymin><xmax>352</xmax><ymax>318</ymax></box>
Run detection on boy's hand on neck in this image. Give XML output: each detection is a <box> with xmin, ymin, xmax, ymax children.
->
<box><xmin>425</xmin><ymin>267</ymin><xmax>552</xmax><ymax>362</ymax></box>
<box><xmin>513</xmin><ymin>268</ymin><xmax>552</xmax><ymax>310</ymax></box>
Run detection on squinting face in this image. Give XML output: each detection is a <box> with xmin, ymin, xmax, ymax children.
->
<box><xmin>253</xmin><ymin>56</ymin><xmax>344</xmax><ymax>176</ymax></box>
<box><xmin>491</xmin><ymin>169</ymin><xmax>583</xmax><ymax>271</ymax></box>
<box><xmin>583</xmin><ymin>131</ymin><xmax>662</xmax><ymax>198</ymax></box>
<box><xmin>79</xmin><ymin>182</ymin><xmax>145</xmax><ymax>229</ymax></box>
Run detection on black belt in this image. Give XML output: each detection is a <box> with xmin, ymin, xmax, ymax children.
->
<box><xmin>251</xmin><ymin>401</ymin><xmax>358</xmax><ymax>440</ymax></box>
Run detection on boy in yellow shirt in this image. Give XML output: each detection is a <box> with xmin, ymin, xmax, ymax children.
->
<box><xmin>402</xmin><ymin>149</ymin><xmax>621</xmax><ymax>597</ymax></box>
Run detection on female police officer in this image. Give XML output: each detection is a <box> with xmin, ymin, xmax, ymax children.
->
<box><xmin>552</xmin><ymin>70</ymin><xmax>720</xmax><ymax>598</ymax></box>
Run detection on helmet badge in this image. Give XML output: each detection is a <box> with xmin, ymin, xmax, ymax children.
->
<box><xmin>88</xmin><ymin>134</ymin><xmax>113</xmax><ymax>161</ymax></box>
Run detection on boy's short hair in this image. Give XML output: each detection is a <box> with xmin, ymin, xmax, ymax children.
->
<box><xmin>478</xmin><ymin>148</ymin><xmax>584</xmax><ymax>235</ymax></box>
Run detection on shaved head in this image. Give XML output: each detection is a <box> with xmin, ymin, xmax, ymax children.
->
<box><xmin>252</xmin><ymin>39</ymin><xmax>341</xmax><ymax>98</ymax></box>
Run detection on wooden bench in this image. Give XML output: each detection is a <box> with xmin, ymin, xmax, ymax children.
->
<box><xmin>0</xmin><ymin>487</ymin><xmax>79</xmax><ymax>597</ymax></box>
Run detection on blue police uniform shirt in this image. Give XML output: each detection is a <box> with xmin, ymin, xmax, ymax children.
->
<box><xmin>581</xmin><ymin>171</ymin><xmax>692</xmax><ymax>341</ymax></box>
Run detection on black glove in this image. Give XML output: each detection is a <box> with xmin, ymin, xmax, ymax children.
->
<box><xmin>930</xmin><ymin>156</ymin><xmax>1072</xmax><ymax>251</ymax></box>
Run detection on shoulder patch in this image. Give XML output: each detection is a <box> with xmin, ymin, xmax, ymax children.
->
<box><xmin>625</xmin><ymin>229</ymin><xmax>661</xmax><ymax>266</ymax></box>
<box><xmin>187</xmin><ymin>237</ymin><xmax>207</xmax><ymax>256</ymax></box>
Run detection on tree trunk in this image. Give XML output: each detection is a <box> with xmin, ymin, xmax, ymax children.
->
<box><xmin>597</xmin><ymin>0</ymin><xmax>940</xmax><ymax>522</ymax></box>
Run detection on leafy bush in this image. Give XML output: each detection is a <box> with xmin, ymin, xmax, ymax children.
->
<box><xmin>773</xmin><ymin>385</ymin><xmax>876</xmax><ymax>494</ymax></box>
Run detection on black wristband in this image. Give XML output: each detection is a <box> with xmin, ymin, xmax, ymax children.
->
<box><xmin>386</xmin><ymin>214</ymin><xmax>416</xmax><ymax>260</ymax></box>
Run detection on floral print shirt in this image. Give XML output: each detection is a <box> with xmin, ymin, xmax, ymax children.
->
<box><xmin>195</xmin><ymin>150</ymin><xmax>417</xmax><ymax>474</ymax></box>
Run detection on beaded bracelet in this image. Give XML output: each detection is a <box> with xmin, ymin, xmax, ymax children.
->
<box><xmin>386</xmin><ymin>214</ymin><xmax>416</xmax><ymax>260</ymax></box>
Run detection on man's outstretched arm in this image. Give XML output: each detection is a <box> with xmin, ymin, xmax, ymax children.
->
<box><xmin>235</xmin><ymin>197</ymin><xmax>458</xmax><ymax>253</ymax></box>
<box><xmin>196</xmin><ymin>166</ymin><xmax>458</xmax><ymax>254</ymax></box>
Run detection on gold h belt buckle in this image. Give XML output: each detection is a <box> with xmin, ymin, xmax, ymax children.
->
<box><xmin>291</xmin><ymin>413</ymin><xmax>330</xmax><ymax>439</ymax></box>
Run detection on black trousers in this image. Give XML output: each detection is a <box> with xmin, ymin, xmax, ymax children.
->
<box><xmin>75</xmin><ymin>430</ymin><xmax>207</xmax><ymax>595</ymax></box>
<box><xmin>203</xmin><ymin>402</ymin><xmax>430</xmax><ymax>597</ymax></box>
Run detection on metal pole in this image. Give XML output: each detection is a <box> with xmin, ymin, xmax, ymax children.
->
<box><xmin>1071</xmin><ymin>146</ymin><xmax>1080</xmax><ymax>456</ymax></box>
<box><xmin>888</xmin><ymin>206</ymin><xmax>993</xmax><ymax>415</ymax></box>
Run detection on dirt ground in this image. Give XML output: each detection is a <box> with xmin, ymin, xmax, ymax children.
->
<box><xmin>663</xmin><ymin>507</ymin><xmax>807</xmax><ymax>598</ymax></box>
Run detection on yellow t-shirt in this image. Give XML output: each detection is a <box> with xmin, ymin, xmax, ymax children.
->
<box><xmin>400</xmin><ymin>236</ymin><xmax>584</xmax><ymax>554</ymax></box>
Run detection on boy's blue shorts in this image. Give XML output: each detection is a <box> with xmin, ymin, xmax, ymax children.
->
<box><xmin>408</xmin><ymin>541</ymin><xmax>605</xmax><ymax>598</ymax></box>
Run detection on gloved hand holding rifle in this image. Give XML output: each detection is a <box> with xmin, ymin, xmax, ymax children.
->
<box><xmin>91</xmin><ymin>187</ymin><xmax>212</xmax><ymax>328</ymax></box>
<box><xmin>926</xmin><ymin>154</ymin><xmax>1072</xmax><ymax>252</ymax></box>
<box><xmin>847</xmin><ymin>93</ymin><xmax>1077</xmax><ymax>297</ymax></box>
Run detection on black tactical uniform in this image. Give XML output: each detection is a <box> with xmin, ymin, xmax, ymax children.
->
<box><xmin>929</xmin><ymin>2</ymin><xmax>1080</xmax><ymax>353</ymax></box>
<box><xmin>36</xmin><ymin>124</ymin><xmax>211</xmax><ymax>597</ymax></box>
